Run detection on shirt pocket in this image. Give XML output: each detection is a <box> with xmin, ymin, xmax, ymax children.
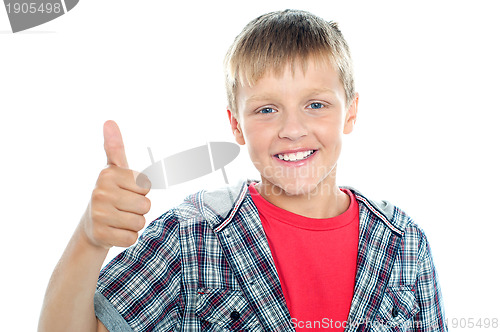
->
<box><xmin>373</xmin><ymin>286</ymin><xmax>420</xmax><ymax>331</ymax></box>
<box><xmin>196</xmin><ymin>287</ymin><xmax>260</xmax><ymax>331</ymax></box>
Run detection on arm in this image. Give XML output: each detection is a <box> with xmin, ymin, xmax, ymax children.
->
<box><xmin>412</xmin><ymin>230</ymin><xmax>448</xmax><ymax>331</ymax></box>
<box><xmin>97</xmin><ymin>320</ymin><xmax>110</xmax><ymax>332</ymax></box>
<box><xmin>38</xmin><ymin>214</ymin><xmax>108</xmax><ymax>332</ymax></box>
<box><xmin>38</xmin><ymin>121</ymin><xmax>151</xmax><ymax>332</ymax></box>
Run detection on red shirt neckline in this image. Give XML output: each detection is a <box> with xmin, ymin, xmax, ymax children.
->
<box><xmin>248</xmin><ymin>182</ymin><xmax>358</xmax><ymax>231</ymax></box>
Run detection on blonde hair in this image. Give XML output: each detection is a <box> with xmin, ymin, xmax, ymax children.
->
<box><xmin>224</xmin><ymin>9</ymin><xmax>355</xmax><ymax>116</ymax></box>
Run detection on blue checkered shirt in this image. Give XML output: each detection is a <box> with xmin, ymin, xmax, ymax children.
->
<box><xmin>95</xmin><ymin>179</ymin><xmax>447</xmax><ymax>331</ymax></box>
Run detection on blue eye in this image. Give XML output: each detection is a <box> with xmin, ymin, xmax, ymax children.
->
<box><xmin>259</xmin><ymin>108</ymin><xmax>276</xmax><ymax>114</ymax></box>
<box><xmin>309</xmin><ymin>102</ymin><xmax>324</xmax><ymax>109</ymax></box>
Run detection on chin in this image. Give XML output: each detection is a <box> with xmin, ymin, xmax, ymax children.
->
<box><xmin>267</xmin><ymin>177</ymin><xmax>325</xmax><ymax>197</ymax></box>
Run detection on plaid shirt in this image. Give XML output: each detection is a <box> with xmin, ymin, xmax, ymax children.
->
<box><xmin>95</xmin><ymin>179</ymin><xmax>447</xmax><ymax>331</ymax></box>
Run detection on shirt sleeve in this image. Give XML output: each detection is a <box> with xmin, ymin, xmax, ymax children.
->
<box><xmin>94</xmin><ymin>209</ymin><xmax>182</xmax><ymax>332</ymax></box>
<box><xmin>411</xmin><ymin>228</ymin><xmax>448</xmax><ymax>331</ymax></box>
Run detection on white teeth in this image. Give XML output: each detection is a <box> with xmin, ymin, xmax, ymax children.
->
<box><xmin>277</xmin><ymin>150</ymin><xmax>314</xmax><ymax>161</ymax></box>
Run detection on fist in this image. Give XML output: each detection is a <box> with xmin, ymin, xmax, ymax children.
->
<box><xmin>82</xmin><ymin>120</ymin><xmax>151</xmax><ymax>249</ymax></box>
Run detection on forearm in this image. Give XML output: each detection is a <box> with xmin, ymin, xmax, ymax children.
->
<box><xmin>38</xmin><ymin>213</ymin><xmax>109</xmax><ymax>332</ymax></box>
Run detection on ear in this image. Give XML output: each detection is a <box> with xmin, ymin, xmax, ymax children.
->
<box><xmin>227</xmin><ymin>108</ymin><xmax>246</xmax><ymax>145</ymax></box>
<box><xmin>343</xmin><ymin>93</ymin><xmax>359</xmax><ymax>134</ymax></box>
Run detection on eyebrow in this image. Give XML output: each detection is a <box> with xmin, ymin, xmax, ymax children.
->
<box><xmin>245</xmin><ymin>88</ymin><xmax>336</xmax><ymax>104</ymax></box>
<box><xmin>245</xmin><ymin>94</ymin><xmax>274</xmax><ymax>104</ymax></box>
<box><xmin>305</xmin><ymin>88</ymin><xmax>336</xmax><ymax>96</ymax></box>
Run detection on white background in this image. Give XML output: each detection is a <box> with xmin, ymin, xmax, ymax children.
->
<box><xmin>1</xmin><ymin>0</ymin><xmax>499</xmax><ymax>330</ymax></box>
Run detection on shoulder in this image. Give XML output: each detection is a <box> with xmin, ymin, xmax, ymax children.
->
<box><xmin>343</xmin><ymin>187</ymin><xmax>438</xmax><ymax>284</ymax></box>
<box><xmin>343</xmin><ymin>186</ymin><xmax>429</xmax><ymax>243</ymax></box>
<box><xmin>158</xmin><ymin>178</ymin><xmax>250</xmax><ymax>230</ymax></box>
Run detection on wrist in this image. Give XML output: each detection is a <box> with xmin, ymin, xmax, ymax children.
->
<box><xmin>74</xmin><ymin>209</ymin><xmax>110</xmax><ymax>261</ymax></box>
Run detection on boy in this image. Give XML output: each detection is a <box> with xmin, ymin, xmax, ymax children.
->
<box><xmin>39</xmin><ymin>9</ymin><xmax>447</xmax><ymax>331</ymax></box>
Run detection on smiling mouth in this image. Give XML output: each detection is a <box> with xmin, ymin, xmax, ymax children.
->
<box><xmin>274</xmin><ymin>150</ymin><xmax>317</xmax><ymax>162</ymax></box>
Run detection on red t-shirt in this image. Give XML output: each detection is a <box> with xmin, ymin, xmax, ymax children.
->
<box><xmin>249</xmin><ymin>183</ymin><xmax>359</xmax><ymax>331</ymax></box>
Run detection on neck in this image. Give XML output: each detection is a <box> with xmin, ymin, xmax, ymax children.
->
<box><xmin>254</xmin><ymin>174</ymin><xmax>350</xmax><ymax>219</ymax></box>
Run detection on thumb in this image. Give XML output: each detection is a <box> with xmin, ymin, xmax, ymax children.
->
<box><xmin>103</xmin><ymin>120</ymin><xmax>129</xmax><ymax>169</ymax></box>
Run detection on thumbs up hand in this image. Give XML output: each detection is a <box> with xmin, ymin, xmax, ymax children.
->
<box><xmin>81</xmin><ymin>120</ymin><xmax>151</xmax><ymax>250</ymax></box>
<box><xmin>103</xmin><ymin>119</ymin><xmax>130</xmax><ymax>169</ymax></box>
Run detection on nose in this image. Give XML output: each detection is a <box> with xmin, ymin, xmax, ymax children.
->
<box><xmin>278</xmin><ymin>110</ymin><xmax>308</xmax><ymax>140</ymax></box>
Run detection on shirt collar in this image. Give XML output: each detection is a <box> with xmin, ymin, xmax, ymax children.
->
<box><xmin>202</xmin><ymin>179</ymin><xmax>405</xmax><ymax>235</ymax></box>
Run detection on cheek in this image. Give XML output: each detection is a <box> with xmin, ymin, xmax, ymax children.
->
<box><xmin>243</xmin><ymin>123</ymin><xmax>272</xmax><ymax>151</ymax></box>
<box><xmin>318</xmin><ymin>120</ymin><xmax>342</xmax><ymax>142</ymax></box>
<box><xmin>316</xmin><ymin>121</ymin><xmax>344</xmax><ymax>159</ymax></box>
<box><xmin>247</xmin><ymin>134</ymin><xmax>269</xmax><ymax>160</ymax></box>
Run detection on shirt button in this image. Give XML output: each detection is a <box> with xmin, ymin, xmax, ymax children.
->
<box><xmin>392</xmin><ymin>306</ymin><xmax>399</xmax><ymax>317</ymax></box>
<box><xmin>230</xmin><ymin>310</ymin><xmax>240</xmax><ymax>321</ymax></box>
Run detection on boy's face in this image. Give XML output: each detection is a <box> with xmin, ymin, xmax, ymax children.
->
<box><xmin>228</xmin><ymin>58</ymin><xmax>358</xmax><ymax>197</ymax></box>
